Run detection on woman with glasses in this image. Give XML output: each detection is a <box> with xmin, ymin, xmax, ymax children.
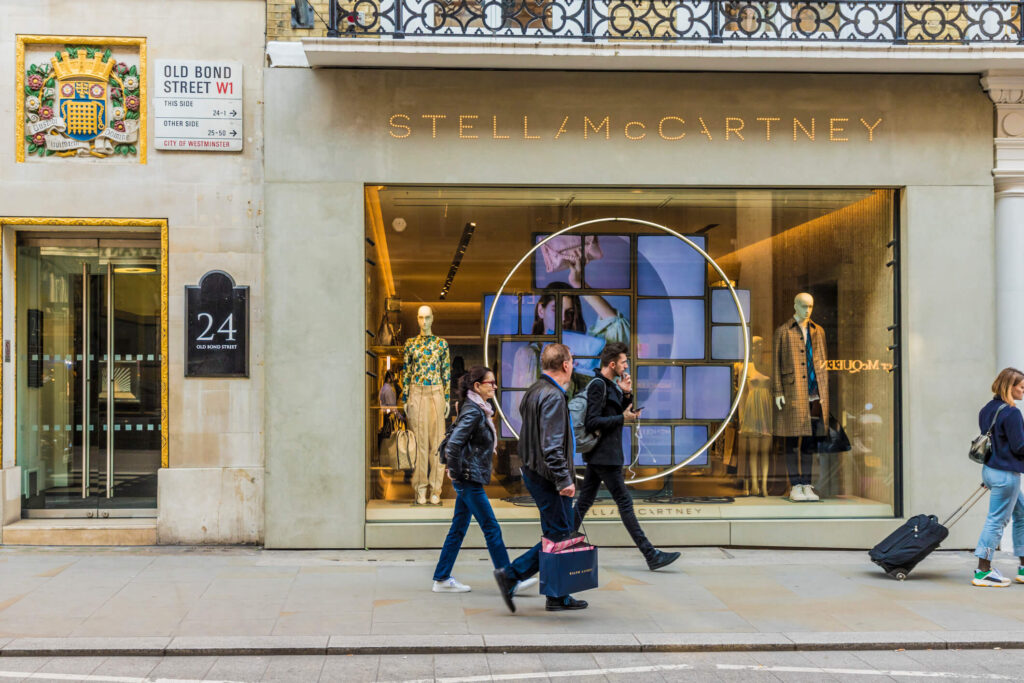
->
<box><xmin>432</xmin><ymin>365</ymin><xmax>537</xmax><ymax>595</ymax></box>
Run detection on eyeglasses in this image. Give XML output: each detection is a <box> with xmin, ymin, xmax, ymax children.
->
<box><xmin>478</xmin><ymin>380</ymin><xmax>497</xmax><ymax>387</ymax></box>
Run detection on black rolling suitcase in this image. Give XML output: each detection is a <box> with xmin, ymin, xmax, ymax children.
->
<box><xmin>869</xmin><ymin>485</ymin><xmax>988</xmax><ymax>581</ymax></box>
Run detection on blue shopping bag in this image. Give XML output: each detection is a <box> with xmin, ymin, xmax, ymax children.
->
<box><xmin>539</xmin><ymin>542</ymin><xmax>599</xmax><ymax>597</ymax></box>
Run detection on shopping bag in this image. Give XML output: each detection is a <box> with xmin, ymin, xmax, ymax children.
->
<box><xmin>539</xmin><ymin>539</ymin><xmax>599</xmax><ymax>597</ymax></box>
<box><xmin>541</xmin><ymin>533</ymin><xmax>586</xmax><ymax>554</ymax></box>
<box><xmin>394</xmin><ymin>429</ymin><xmax>415</xmax><ymax>470</ymax></box>
<box><xmin>379</xmin><ymin>413</ymin><xmax>416</xmax><ymax>470</ymax></box>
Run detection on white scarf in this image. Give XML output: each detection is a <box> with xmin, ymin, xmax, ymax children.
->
<box><xmin>467</xmin><ymin>390</ymin><xmax>498</xmax><ymax>453</ymax></box>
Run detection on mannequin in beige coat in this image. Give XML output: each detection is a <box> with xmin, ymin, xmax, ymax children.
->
<box><xmin>772</xmin><ymin>293</ymin><xmax>829</xmax><ymax>502</ymax></box>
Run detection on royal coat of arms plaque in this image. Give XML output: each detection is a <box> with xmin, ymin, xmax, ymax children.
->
<box><xmin>16</xmin><ymin>36</ymin><xmax>146</xmax><ymax>162</ymax></box>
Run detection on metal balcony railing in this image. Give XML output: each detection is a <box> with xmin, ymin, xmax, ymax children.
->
<box><xmin>323</xmin><ymin>0</ymin><xmax>1024</xmax><ymax>44</ymax></box>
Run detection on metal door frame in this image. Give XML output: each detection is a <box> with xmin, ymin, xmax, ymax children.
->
<box><xmin>4</xmin><ymin>223</ymin><xmax>167</xmax><ymax>520</ymax></box>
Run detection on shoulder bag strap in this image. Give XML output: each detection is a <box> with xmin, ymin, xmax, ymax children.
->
<box><xmin>988</xmin><ymin>404</ymin><xmax>1009</xmax><ymax>437</ymax></box>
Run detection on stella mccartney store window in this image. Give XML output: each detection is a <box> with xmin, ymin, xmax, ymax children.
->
<box><xmin>365</xmin><ymin>187</ymin><xmax>898</xmax><ymax>523</ymax></box>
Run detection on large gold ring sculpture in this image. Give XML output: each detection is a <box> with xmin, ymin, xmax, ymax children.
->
<box><xmin>483</xmin><ymin>217</ymin><xmax>750</xmax><ymax>485</ymax></box>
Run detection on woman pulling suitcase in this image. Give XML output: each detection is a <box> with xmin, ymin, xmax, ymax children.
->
<box><xmin>972</xmin><ymin>367</ymin><xmax>1024</xmax><ymax>587</ymax></box>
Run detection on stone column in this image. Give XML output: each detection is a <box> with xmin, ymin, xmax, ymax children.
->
<box><xmin>982</xmin><ymin>72</ymin><xmax>1024</xmax><ymax>554</ymax></box>
<box><xmin>983</xmin><ymin>73</ymin><xmax>1024</xmax><ymax>373</ymax></box>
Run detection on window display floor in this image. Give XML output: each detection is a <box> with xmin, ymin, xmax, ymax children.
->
<box><xmin>366</xmin><ymin>494</ymin><xmax>893</xmax><ymax>523</ymax></box>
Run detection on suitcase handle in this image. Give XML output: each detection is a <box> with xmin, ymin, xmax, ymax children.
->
<box><xmin>942</xmin><ymin>484</ymin><xmax>988</xmax><ymax>529</ymax></box>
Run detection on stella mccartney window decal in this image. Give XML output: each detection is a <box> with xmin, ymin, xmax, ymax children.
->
<box><xmin>388</xmin><ymin>114</ymin><xmax>883</xmax><ymax>142</ymax></box>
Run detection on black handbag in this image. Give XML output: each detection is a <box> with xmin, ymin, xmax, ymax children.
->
<box><xmin>970</xmin><ymin>404</ymin><xmax>1007</xmax><ymax>465</ymax></box>
<box><xmin>821</xmin><ymin>414</ymin><xmax>851</xmax><ymax>454</ymax></box>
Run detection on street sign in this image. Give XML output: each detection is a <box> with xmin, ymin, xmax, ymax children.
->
<box><xmin>154</xmin><ymin>59</ymin><xmax>242</xmax><ymax>151</ymax></box>
<box><xmin>185</xmin><ymin>271</ymin><xmax>249</xmax><ymax>378</ymax></box>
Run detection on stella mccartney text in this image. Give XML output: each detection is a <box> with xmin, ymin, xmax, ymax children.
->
<box><xmin>388</xmin><ymin>114</ymin><xmax>884</xmax><ymax>143</ymax></box>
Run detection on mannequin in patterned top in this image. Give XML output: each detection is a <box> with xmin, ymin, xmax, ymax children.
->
<box><xmin>403</xmin><ymin>305</ymin><xmax>451</xmax><ymax>505</ymax></box>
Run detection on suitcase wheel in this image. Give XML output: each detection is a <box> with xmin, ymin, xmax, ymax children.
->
<box><xmin>888</xmin><ymin>568</ymin><xmax>908</xmax><ymax>581</ymax></box>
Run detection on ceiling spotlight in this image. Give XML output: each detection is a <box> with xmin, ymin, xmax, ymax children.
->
<box><xmin>392</xmin><ymin>217</ymin><xmax>407</xmax><ymax>233</ymax></box>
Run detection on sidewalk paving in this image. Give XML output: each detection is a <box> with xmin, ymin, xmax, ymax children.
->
<box><xmin>0</xmin><ymin>545</ymin><xmax>1021</xmax><ymax>656</ymax></box>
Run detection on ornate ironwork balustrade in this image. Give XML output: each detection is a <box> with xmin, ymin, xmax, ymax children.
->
<box><xmin>323</xmin><ymin>1</ymin><xmax>1024</xmax><ymax>44</ymax></box>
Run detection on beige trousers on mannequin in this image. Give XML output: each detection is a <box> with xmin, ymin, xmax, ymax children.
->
<box><xmin>407</xmin><ymin>384</ymin><xmax>445</xmax><ymax>498</ymax></box>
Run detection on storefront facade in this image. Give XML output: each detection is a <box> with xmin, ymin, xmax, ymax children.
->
<box><xmin>3</xmin><ymin>0</ymin><xmax>1022</xmax><ymax>550</ymax></box>
<box><xmin>0</xmin><ymin>0</ymin><xmax>266</xmax><ymax>544</ymax></box>
<box><xmin>263</xmin><ymin>66</ymin><xmax>998</xmax><ymax>550</ymax></box>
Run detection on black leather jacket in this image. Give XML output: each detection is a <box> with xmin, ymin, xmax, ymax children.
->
<box><xmin>519</xmin><ymin>375</ymin><xmax>573</xmax><ymax>490</ymax></box>
<box><xmin>582</xmin><ymin>372</ymin><xmax>633</xmax><ymax>467</ymax></box>
<box><xmin>441</xmin><ymin>401</ymin><xmax>495</xmax><ymax>486</ymax></box>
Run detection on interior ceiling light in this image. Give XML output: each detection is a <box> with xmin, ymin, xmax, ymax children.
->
<box><xmin>392</xmin><ymin>217</ymin><xmax>407</xmax><ymax>233</ymax></box>
<box><xmin>114</xmin><ymin>266</ymin><xmax>156</xmax><ymax>274</ymax></box>
<box><xmin>439</xmin><ymin>222</ymin><xmax>476</xmax><ymax>300</ymax></box>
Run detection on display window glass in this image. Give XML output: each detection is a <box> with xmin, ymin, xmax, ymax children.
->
<box><xmin>366</xmin><ymin>186</ymin><xmax>898</xmax><ymax>522</ymax></box>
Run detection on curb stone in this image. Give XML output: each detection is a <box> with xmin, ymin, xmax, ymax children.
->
<box><xmin>0</xmin><ymin>632</ymin><xmax>1022</xmax><ymax>657</ymax></box>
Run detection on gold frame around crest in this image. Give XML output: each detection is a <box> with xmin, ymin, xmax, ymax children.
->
<box><xmin>0</xmin><ymin>217</ymin><xmax>169</xmax><ymax>470</ymax></box>
<box><xmin>15</xmin><ymin>35</ymin><xmax>148</xmax><ymax>164</ymax></box>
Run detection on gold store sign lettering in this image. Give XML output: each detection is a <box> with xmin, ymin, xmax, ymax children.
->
<box><xmin>388</xmin><ymin>114</ymin><xmax>883</xmax><ymax>143</ymax></box>
<box><xmin>825</xmin><ymin>359</ymin><xmax>893</xmax><ymax>374</ymax></box>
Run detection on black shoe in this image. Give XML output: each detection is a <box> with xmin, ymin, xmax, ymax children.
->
<box><xmin>647</xmin><ymin>549</ymin><xmax>681</xmax><ymax>571</ymax></box>
<box><xmin>545</xmin><ymin>595</ymin><xmax>588</xmax><ymax>611</ymax></box>
<box><xmin>493</xmin><ymin>568</ymin><xmax>517</xmax><ymax>614</ymax></box>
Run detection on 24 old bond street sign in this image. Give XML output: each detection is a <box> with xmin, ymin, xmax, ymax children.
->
<box><xmin>154</xmin><ymin>59</ymin><xmax>242</xmax><ymax>151</ymax></box>
<box><xmin>186</xmin><ymin>271</ymin><xmax>248</xmax><ymax>378</ymax></box>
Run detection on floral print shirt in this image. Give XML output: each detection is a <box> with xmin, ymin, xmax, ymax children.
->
<box><xmin>401</xmin><ymin>335</ymin><xmax>451</xmax><ymax>403</ymax></box>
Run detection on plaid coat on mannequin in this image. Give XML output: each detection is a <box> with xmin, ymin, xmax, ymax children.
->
<box><xmin>771</xmin><ymin>318</ymin><xmax>829</xmax><ymax>437</ymax></box>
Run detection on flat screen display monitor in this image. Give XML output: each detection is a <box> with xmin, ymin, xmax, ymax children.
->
<box><xmin>636</xmin><ymin>425</ymin><xmax>671</xmax><ymax>466</ymax></box>
<box><xmin>711</xmin><ymin>325</ymin><xmax>747</xmax><ymax>360</ymax></box>
<box><xmin>534</xmin><ymin>234</ymin><xmax>631</xmax><ymax>290</ymax></box>
<box><xmin>499</xmin><ymin>390</ymin><xmax>526</xmax><ymax>439</ymax></box>
<box><xmin>482</xmin><ymin>294</ymin><xmax>519</xmax><ymax>335</ymax></box>
<box><xmin>562</xmin><ymin>294</ymin><xmax>630</xmax><ymax>361</ymax></box>
<box><xmin>501</xmin><ymin>341</ymin><xmax>541</xmax><ymax>389</ymax></box>
<box><xmin>637</xmin><ymin>299</ymin><xmax>704</xmax><ymax>360</ymax></box>
<box><xmin>685</xmin><ymin>366</ymin><xmax>732</xmax><ymax>420</ymax></box>
<box><xmin>710</xmin><ymin>288</ymin><xmax>751</xmax><ymax>324</ymax></box>
<box><xmin>636</xmin><ymin>365</ymin><xmax>683</xmax><ymax>420</ymax></box>
<box><xmin>637</xmin><ymin>235</ymin><xmax>706</xmax><ymax>297</ymax></box>
<box><xmin>675</xmin><ymin>425</ymin><xmax>709</xmax><ymax>466</ymax></box>
<box><xmin>521</xmin><ymin>294</ymin><xmax>542</xmax><ymax>335</ymax></box>
<box><xmin>635</xmin><ymin>424</ymin><xmax>709</xmax><ymax>467</ymax></box>
<box><xmin>582</xmin><ymin>234</ymin><xmax>630</xmax><ymax>289</ymax></box>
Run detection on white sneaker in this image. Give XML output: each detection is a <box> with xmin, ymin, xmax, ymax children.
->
<box><xmin>513</xmin><ymin>577</ymin><xmax>538</xmax><ymax>595</ymax></box>
<box><xmin>789</xmin><ymin>485</ymin><xmax>807</xmax><ymax>502</ymax></box>
<box><xmin>416</xmin><ymin>491</ymin><xmax>427</xmax><ymax>505</ymax></box>
<box><xmin>430</xmin><ymin>493</ymin><xmax>441</xmax><ymax>505</ymax></box>
<box><xmin>802</xmin><ymin>485</ymin><xmax>820</xmax><ymax>502</ymax></box>
<box><xmin>972</xmin><ymin>567</ymin><xmax>1011</xmax><ymax>587</ymax></box>
<box><xmin>433</xmin><ymin>577</ymin><xmax>471</xmax><ymax>593</ymax></box>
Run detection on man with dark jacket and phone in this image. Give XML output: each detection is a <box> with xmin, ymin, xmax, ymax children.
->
<box><xmin>574</xmin><ymin>342</ymin><xmax>681</xmax><ymax>571</ymax></box>
<box><xmin>493</xmin><ymin>343</ymin><xmax>589</xmax><ymax>613</ymax></box>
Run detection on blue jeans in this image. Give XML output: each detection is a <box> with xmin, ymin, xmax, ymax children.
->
<box><xmin>507</xmin><ymin>466</ymin><xmax>576</xmax><ymax>598</ymax></box>
<box><xmin>975</xmin><ymin>465</ymin><xmax>1024</xmax><ymax>561</ymax></box>
<box><xmin>433</xmin><ymin>480</ymin><xmax>510</xmax><ymax>581</ymax></box>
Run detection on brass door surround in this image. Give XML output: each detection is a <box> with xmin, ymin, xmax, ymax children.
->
<box><xmin>0</xmin><ymin>217</ymin><xmax>169</xmax><ymax>468</ymax></box>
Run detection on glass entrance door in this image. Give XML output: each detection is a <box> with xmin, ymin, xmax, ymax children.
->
<box><xmin>17</xmin><ymin>241</ymin><xmax>161</xmax><ymax>516</ymax></box>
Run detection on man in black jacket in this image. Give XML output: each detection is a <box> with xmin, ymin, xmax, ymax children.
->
<box><xmin>493</xmin><ymin>343</ymin><xmax>588</xmax><ymax>613</ymax></box>
<box><xmin>574</xmin><ymin>342</ymin><xmax>681</xmax><ymax>571</ymax></box>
